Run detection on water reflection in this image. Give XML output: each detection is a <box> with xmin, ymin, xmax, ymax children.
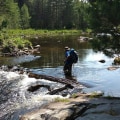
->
<box><xmin>22</xmin><ymin>36</ymin><xmax>91</xmax><ymax>68</ymax></box>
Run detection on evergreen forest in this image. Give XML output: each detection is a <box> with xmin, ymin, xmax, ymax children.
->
<box><xmin>0</xmin><ymin>0</ymin><xmax>120</xmax><ymax>30</ymax></box>
<box><xmin>0</xmin><ymin>0</ymin><xmax>89</xmax><ymax>30</ymax></box>
<box><xmin>0</xmin><ymin>0</ymin><xmax>120</xmax><ymax>57</ymax></box>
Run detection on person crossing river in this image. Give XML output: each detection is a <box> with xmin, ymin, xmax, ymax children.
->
<box><xmin>63</xmin><ymin>46</ymin><xmax>78</xmax><ymax>76</ymax></box>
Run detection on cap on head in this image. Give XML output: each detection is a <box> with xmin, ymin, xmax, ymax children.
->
<box><xmin>64</xmin><ymin>46</ymin><xmax>70</xmax><ymax>50</ymax></box>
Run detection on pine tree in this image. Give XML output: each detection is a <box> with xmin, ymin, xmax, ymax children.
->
<box><xmin>20</xmin><ymin>4</ymin><xmax>30</xmax><ymax>29</ymax></box>
<box><xmin>0</xmin><ymin>0</ymin><xmax>20</xmax><ymax>29</ymax></box>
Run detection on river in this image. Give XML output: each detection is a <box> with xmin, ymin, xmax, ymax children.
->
<box><xmin>0</xmin><ymin>35</ymin><xmax>120</xmax><ymax>120</ymax></box>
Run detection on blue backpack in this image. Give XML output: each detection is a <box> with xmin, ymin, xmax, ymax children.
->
<box><xmin>70</xmin><ymin>49</ymin><xmax>78</xmax><ymax>63</ymax></box>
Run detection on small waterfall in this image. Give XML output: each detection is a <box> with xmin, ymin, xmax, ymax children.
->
<box><xmin>0</xmin><ymin>70</ymin><xmax>68</xmax><ymax>120</ymax></box>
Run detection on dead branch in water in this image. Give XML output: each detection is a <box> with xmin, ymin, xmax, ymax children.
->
<box><xmin>47</xmin><ymin>84</ymin><xmax>73</xmax><ymax>95</ymax></box>
<box><xmin>28</xmin><ymin>72</ymin><xmax>81</xmax><ymax>88</ymax></box>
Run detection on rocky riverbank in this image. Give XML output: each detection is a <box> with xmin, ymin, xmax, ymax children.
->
<box><xmin>20</xmin><ymin>93</ymin><xmax>120</xmax><ymax>120</ymax></box>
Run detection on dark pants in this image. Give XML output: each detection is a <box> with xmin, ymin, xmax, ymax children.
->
<box><xmin>63</xmin><ymin>63</ymin><xmax>72</xmax><ymax>76</ymax></box>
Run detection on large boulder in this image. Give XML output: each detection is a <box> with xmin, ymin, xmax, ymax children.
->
<box><xmin>113</xmin><ymin>57</ymin><xmax>120</xmax><ymax>65</ymax></box>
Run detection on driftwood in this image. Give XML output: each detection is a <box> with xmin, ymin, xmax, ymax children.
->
<box><xmin>27</xmin><ymin>84</ymin><xmax>51</xmax><ymax>92</ymax></box>
<box><xmin>27</xmin><ymin>83</ymin><xmax>73</xmax><ymax>95</ymax></box>
<box><xmin>28</xmin><ymin>72</ymin><xmax>81</xmax><ymax>88</ymax></box>
<box><xmin>47</xmin><ymin>84</ymin><xmax>73</xmax><ymax>95</ymax></box>
<box><xmin>27</xmin><ymin>73</ymin><xmax>76</xmax><ymax>95</ymax></box>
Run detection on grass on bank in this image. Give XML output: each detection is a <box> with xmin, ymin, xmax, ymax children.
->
<box><xmin>7</xmin><ymin>29</ymin><xmax>83</xmax><ymax>37</ymax></box>
<box><xmin>0</xmin><ymin>29</ymin><xmax>91</xmax><ymax>53</ymax></box>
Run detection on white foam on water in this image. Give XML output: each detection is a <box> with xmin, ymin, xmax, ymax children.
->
<box><xmin>16</xmin><ymin>72</ymin><xmax>67</xmax><ymax>108</ymax></box>
<box><xmin>20</xmin><ymin>76</ymin><xmax>37</xmax><ymax>87</ymax></box>
<box><xmin>0</xmin><ymin>70</ymin><xmax>68</xmax><ymax>119</ymax></box>
<box><xmin>19</xmin><ymin>75</ymin><xmax>63</xmax><ymax>91</ymax></box>
<box><xmin>0</xmin><ymin>70</ymin><xmax>20</xmax><ymax>81</ymax></box>
<box><xmin>17</xmin><ymin>75</ymin><xmax>69</xmax><ymax>109</ymax></box>
<box><xmin>6</xmin><ymin>71</ymin><xmax>20</xmax><ymax>80</ymax></box>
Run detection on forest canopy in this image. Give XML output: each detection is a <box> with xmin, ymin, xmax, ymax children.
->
<box><xmin>0</xmin><ymin>0</ymin><xmax>89</xmax><ymax>30</ymax></box>
<box><xmin>0</xmin><ymin>0</ymin><xmax>120</xmax><ymax>57</ymax></box>
<box><xmin>0</xmin><ymin>0</ymin><xmax>120</xmax><ymax>31</ymax></box>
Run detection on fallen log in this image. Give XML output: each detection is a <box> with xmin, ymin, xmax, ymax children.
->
<box><xmin>28</xmin><ymin>72</ymin><xmax>81</xmax><ymax>88</ymax></box>
<box><xmin>27</xmin><ymin>84</ymin><xmax>51</xmax><ymax>92</ymax></box>
<box><xmin>47</xmin><ymin>84</ymin><xmax>74</xmax><ymax>95</ymax></box>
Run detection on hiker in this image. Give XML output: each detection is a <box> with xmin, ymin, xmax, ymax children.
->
<box><xmin>63</xmin><ymin>46</ymin><xmax>78</xmax><ymax>76</ymax></box>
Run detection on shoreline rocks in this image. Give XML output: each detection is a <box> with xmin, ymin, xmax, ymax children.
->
<box><xmin>19</xmin><ymin>93</ymin><xmax>120</xmax><ymax>120</ymax></box>
<box><xmin>113</xmin><ymin>57</ymin><xmax>120</xmax><ymax>65</ymax></box>
<box><xmin>1</xmin><ymin>44</ymin><xmax>40</xmax><ymax>57</ymax></box>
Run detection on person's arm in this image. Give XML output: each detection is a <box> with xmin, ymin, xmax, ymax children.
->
<box><xmin>64</xmin><ymin>51</ymin><xmax>70</xmax><ymax>62</ymax></box>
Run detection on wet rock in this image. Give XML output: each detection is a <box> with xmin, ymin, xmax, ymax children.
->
<box><xmin>113</xmin><ymin>57</ymin><xmax>120</xmax><ymax>65</ymax></box>
<box><xmin>98</xmin><ymin>59</ymin><xmax>105</xmax><ymax>63</ymax></box>
<box><xmin>34</xmin><ymin>45</ymin><xmax>40</xmax><ymax>48</ymax></box>
<box><xmin>19</xmin><ymin>94</ymin><xmax>89</xmax><ymax>120</ymax></box>
<box><xmin>0</xmin><ymin>65</ymin><xmax>26</xmax><ymax>72</ymax></box>
<box><xmin>19</xmin><ymin>94</ymin><xmax>120</xmax><ymax>120</ymax></box>
<box><xmin>1</xmin><ymin>44</ymin><xmax>41</xmax><ymax>57</ymax></box>
<box><xmin>75</xmin><ymin>113</ymin><xmax>120</xmax><ymax>120</ymax></box>
<box><xmin>76</xmin><ymin>103</ymin><xmax>120</xmax><ymax>120</ymax></box>
<box><xmin>75</xmin><ymin>97</ymin><xmax>120</xmax><ymax>120</ymax></box>
<box><xmin>20</xmin><ymin>109</ymin><xmax>53</xmax><ymax>120</ymax></box>
<box><xmin>20</xmin><ymin>103</ymin><xmax>86</xmax><ymax>120</ymax></box>
<box><xmin>47</xmin><ymin>109</ymin><xmax>74</xmax><ymax>120</ymax></box>
<box><xmin>107</xmin><ymin>66</ymin><xmax>119</xmax><ymax>71</ymax></box>
<box><xmin>77</xmin><ymin>36</ymin><xmax>90</xmax><ymax>42</ymax></box>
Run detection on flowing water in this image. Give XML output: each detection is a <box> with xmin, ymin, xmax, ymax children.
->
<box><xmin>0</xmin><ymin>35</ymin><xmax>120</xmax><ymax>120</ymax></box>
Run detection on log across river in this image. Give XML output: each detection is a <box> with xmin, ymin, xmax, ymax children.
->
<box><xmin>27</xmin><ymin>72</ymin><xmax>92</xmax><ymax>95</ymax></box>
